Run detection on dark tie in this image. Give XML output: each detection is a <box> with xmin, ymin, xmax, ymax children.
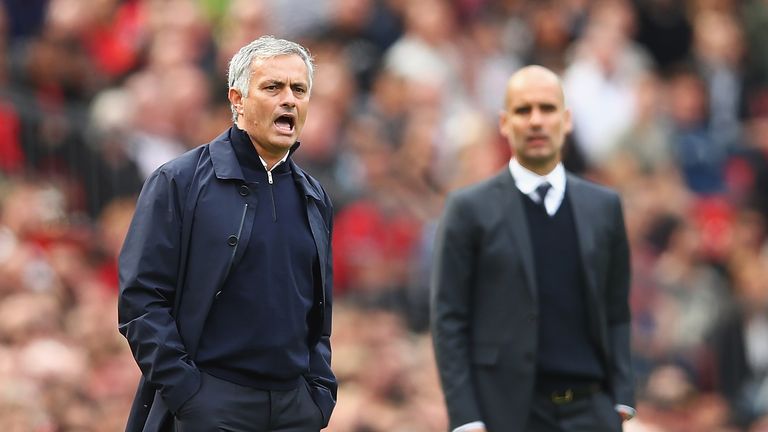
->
<box><xmin>535</xmin><ymin>182</ymin><xmax>551</xmax><ymax>211</ymax></box>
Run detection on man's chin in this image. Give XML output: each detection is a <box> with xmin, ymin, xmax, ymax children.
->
<box><xmin>269</xmin><ymin>135</ymin><xmax>297</xmax><ymax>148</ymax></box>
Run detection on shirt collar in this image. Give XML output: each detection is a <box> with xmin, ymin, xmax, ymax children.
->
<box><xmin>508</xmin><ymin>158</ymin><xmax>566</xmax><ymax>196</ymax></box>
<box><xmin>259</xmin><ymin>151</ymin><xmax>290</xmax><ymax>172</ymax></box>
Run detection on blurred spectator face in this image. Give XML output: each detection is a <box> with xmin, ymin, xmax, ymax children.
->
<box><xmin>667</xmin><ymin>219</ymin><xmax>702</xmax><ymax>258</ymax></box>
<box><xmin>331</xmin><ymin>0</ymin><xmax>372</xmax><ymax>32</ymax></box>
<box><xmin>18</xmin><ymin>338</ymin><xmax>87</xmax><ymax>384</ymax></box>
<box><xmin>297</xmin><ymin>98</ymin><xmax>341</xmax><ymax>163</ymax></box>
<box><xmin>404</xmin><ymin>0</ymin><xmax>454</xmax><ymax>45</ymax></box>
<box><xmin>0</xmin><ymin>182</ymin><xmax>65</xmax><ymax>238</ymax></box>
<box><xmin>499</xmin><ymin>68</ymin><xmax>572</xmax><ymax>171</ymax></box>
<box><xmin>46</xmin><ymin>0</ymin><xmax>92</xmax><ymax>37</ymax></box>
<box><xmin>531</xmin><ymin>2</ymin><xmax>570</xmax><ymax>53</ymax></box>
<box><xmin>164</xmin><ymin>65</ymin><xmax>211</xmax><ymax>138</ymax></box>
<box><xmin>668</xmin><ymin>72</ymin><xmax>708</xmax><ymax>127</ymax></box>
<box><xmin>312</xmin><ymin>53</ymin><xmax>356</xmax><ymax>116</ymax></box>
<box><xmin>147</xmin><ymin>29</ymin><xmax>197</xmax><ymax>72</ymax></box>
<box><xmin>97</xmin><ymin>198</ymin><xmax>135</xmax><ymax>260</ymax></box>
<box><xmin>229</xmin><ymin>55</ymin><xmax>310</xmax><ymax>159</ymax></box>
<box><xmin>731</xmin><ymin>257</ymin><xmax>768</xmax><ymax>313</ymax></box>
<box><xmin>0</xmin><ymin>292</ymin><xmax>62</xmax><ymax>344</ymax></box>
<box><xmin>693</xmin><ymin>10</ymin><xmax>743</xmax><ymax>66</ymax></box>
<box><xmin>218</xmin><ymin>0</ymin><xmax>271</xmax><ymax>71</ymax></box>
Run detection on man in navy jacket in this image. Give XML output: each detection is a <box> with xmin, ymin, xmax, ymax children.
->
<box><xmin>118</xmin><ymin>36</ymin><xmax>336</xmax><ymax>432</ymax></box>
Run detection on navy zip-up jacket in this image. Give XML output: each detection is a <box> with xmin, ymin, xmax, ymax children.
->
<box><xmin>117</xmin><ymin>127</ymin><xmax>336</xmax><ymax>432</ymax></box>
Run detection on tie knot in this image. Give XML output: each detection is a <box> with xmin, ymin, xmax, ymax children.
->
<box><xmin>535</xmin><ymin>182</ymin><xmax>551</xmax><ymax>204</ymax></box>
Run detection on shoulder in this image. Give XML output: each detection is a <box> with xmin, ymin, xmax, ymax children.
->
<box><xmin>139</xmin><ymin>142</ymin><xmax>216</xmax><ymax>206</ymax></box>
<box><xmin>447</xmin><ymin>169</ymin><xmax>510</xmax><ymax>207</ymax></box>
<box><xmin>292</xmin><ymin>161</ymin><xmax>332</xmax><ymax>203</ymax></box>
<box><xmin>566</xmin><ymin>173</ymin><xmax>621</xmax><ymax>202</ymax></box>
<box><xmin>146</xmin><ymin>145</ymin><xmax>210</xmax><ymax>190</ymax></box>
<box><xmin>440</xmin><ymin>170</ymin><xmax>511</xmax><ymax>228</ymax></box>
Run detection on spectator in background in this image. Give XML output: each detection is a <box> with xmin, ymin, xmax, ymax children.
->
<box><xmin>666</xmin><ymin>66</ymin><xmax>728</xmax><ymax>195</ymax></box>
<box><xmin>690</xmin><ymin>9</ymin><xmax>745</xmax><ymax>149</ymax></box>
<box><xmin>711</xmin><ymin>254</ymin><xmax>768</xmax><ymax>429</ymax></box>
<box><xmin>563</xmin><ymin>0</ymin><xmax>651</xmax><ymax>168</ymax></box>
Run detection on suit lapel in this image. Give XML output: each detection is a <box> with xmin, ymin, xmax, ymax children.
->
<box><xmin>566</xmin><ymin>175</ymin><xmax>600</xmax><ymax>310</ymax></box>
<box><xmin>497</xmin><ymin>171</ymin><xmax>538</xmax><ymax>301</ymax></box>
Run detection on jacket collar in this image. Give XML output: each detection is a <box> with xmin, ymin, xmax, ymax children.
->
<box><xmin>209</xmin><ymin>126</ymin><xmax>322</xmax><ymax>201</ymax></box>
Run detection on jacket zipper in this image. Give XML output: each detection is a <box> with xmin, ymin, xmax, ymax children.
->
<box><xmin>266</xmin><ymin>166</ymin><xmax>277</xmax><ymax>221</ymax></box>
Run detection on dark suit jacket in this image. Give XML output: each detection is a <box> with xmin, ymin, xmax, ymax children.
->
<box><xmin>118</xmin><ymin>128</ymin><xmax>336</xmax><ymax>432</ymax></box>
<box><xmin>430</xmin><ymin>168</ymin><xmax>634</xmax><ymax>432</ymax></box>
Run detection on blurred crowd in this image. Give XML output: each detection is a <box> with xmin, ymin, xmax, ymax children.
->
<box><xmin>0</xmin><ymin>0</ymin><xmax>767</xmax><ymax>430</ymax></box>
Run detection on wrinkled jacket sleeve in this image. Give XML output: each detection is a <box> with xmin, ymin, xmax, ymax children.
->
<box><xmin>306</xmin><ymin>190</ymin><xmax>337</xmax><ymax>428</ymax></box>
<box><xmin>118</xmin><ymin>168</ymin><xmax>201</xmax><ymax>414</ymax></box>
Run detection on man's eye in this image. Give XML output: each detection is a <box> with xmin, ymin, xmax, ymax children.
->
<box><xmin>265</xmin><ymin>85</ymin><xmax>277</xmax><ymax>91</ymax></box>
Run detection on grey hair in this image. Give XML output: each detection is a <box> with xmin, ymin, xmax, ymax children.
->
<box><xmin>227</xmin><ymin>35</ymin><xmax>315</xmax><ymax>122</ymax></box>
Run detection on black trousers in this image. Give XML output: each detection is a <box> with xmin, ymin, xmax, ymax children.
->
<box><xmin>524</xmin><ymin>390</ymin><xmax>623</xmax><ymax>432</ymax></box>
<box><xmin>174</xmin><ymin>373</ymin><xmax>324</xmax><ymax>432</ymax></box>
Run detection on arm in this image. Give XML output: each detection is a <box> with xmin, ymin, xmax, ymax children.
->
<box><xmin>117</xmin><ymin>169</ymin><xmax>200</xmax><ymax>414</ymax></box>
<box><xmin>306</xmin><ymin>194</ymin><xmax>337</xmax><ymax>427</ymax></box>
<box><xmin>430</xmin><ymin>195</ymin><xmax>484</xmax><ymax>429</ymax></box>
<box><xmin>605</xmin><ymin>195</ymin><xmax>636</xmax><ymax>410</ymax></box>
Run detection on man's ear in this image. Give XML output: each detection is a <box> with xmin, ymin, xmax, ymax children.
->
<box><xmin>498</xmin><ymin>110</ymin><xmax>510</xmax><ymax>138</ymax></box>
<box><xmin>228</xmin><ymin>88</ymin><xmax>244</xmax><ymax>117</ymax></box>
<box><xmin>563</xmin><ymin>108</ymin><xmax>573</xmax><ymax>134</ymax></box>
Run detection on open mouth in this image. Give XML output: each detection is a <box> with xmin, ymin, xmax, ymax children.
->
<box><xmin>274</xmin><ymin>114</ymin><xmax>295</xmax><ymax>133</ymax></box>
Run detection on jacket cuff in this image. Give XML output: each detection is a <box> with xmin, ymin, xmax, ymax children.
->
<box><xmin>307</xmin><ymin>382</ymin><xmax>336</xmax><ymax>428</ymax></box>
<box><xmin>161</xmin><ymin>369</ymin><xmax>202</xmax><ymax>414</ymax></box>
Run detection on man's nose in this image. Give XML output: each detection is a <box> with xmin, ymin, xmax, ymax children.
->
<box><xmin>279</xmin><ymin>88</ymin><xmax>297</xmax><ymax>107</ymax></box>
<box><xmin>529</xmin><ymin>108</ymin><xmax>543</xmax><ymax>126</ymax></box>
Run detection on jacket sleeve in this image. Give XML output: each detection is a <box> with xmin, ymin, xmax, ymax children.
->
<box><xmin>117</xmin><ymin>168</ymin><xmax>201</xmax><ymax>414</ymax></box>
<box><xmin>605</xmin><ymin>194</ymin><xmax>635</xmax><ymax>408</ymax></box>
<box><xmin>430</xmin><ymin>194</ymin><xmax>484</xmax><ymax>429</ymax></box>
<box><xmin>306</xmin><ymin>192</ymin><xmax>337</xmax><ymax>428</ymax></box>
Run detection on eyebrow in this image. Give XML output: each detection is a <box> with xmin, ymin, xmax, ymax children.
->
<box><xmin>261</xmin><ymin>79</ymin><xmax>308</xmax><ymax>89</ymax></box>
<box><xmin>512</xmin><ymin>102</ymin><xmax>558</xmax><ymax>111</ymax></box>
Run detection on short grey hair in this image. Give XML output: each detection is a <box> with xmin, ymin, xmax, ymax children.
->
<box><xmin>227</xmin><ymin>35</ymin><xmax>315</xmax><ymax>121</ymax></box>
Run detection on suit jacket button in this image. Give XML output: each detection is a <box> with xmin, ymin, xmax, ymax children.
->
<box><xmin>227</xmin><ymin>235</ymin><xmax>238</xmax><ymax>246</ymax></box>
<box><xmin>215</xmin><ymin>290</ymin><xmax>222</xmax><ymax>299</ymax></box>
<box><xmin>239</xmin><ymin>185</ymin><xmax>250</xmax><ymax>196</ymax></box>
<box><xmin>524</xmin><ymin>352</ymin><xmax>534</xmax><ymax>362</ymax></box>
<box><xmin>528</xmin><ymin>313</ymin><xmax>538</xmax><ymax>322</ymax></box>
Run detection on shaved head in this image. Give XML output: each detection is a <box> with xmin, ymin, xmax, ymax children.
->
<box><xmin>504</xmin><ymin>66</ymin><xmax>565</xmax><ymax>110</ymax></box>
<box><xmin>499</xmin><ymin>65</ymin><xmax>571</xmax><ymax>175</ymax></box>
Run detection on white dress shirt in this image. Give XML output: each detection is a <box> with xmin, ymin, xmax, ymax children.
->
<box><xmin>508</xmin><ymin>158</ymin><xmax>566</xmax><ymax>216</ymax></box>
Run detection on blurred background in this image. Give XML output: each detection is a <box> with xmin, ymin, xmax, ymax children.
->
<box><xmin>0</xmin><ymin>0</ymin><xmax>767</xmax><ymax>430</ymax></box>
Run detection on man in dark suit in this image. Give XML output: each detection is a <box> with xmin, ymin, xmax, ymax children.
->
<box><xmin>118</xmin><ymin>36</ymin><xmax>336</xmax><ymax>432</ymax></box>
<box><xmin>431</xmin><ymin>65</ymin><xmax>635</xmax><ymax>432</ymax></box>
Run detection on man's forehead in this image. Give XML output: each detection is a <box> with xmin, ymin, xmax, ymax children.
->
<box><xmin>251</xmin><ymin>55</ymin><xmax>308</xmax><ymax>75</ymax></box>
<box><xmin>506</xmin><ymin>80</ymin><xmax>564</xmax><ymax>108</ymax></box>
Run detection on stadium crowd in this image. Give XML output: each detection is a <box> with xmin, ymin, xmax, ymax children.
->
<box><xmin>0</xmin><ymin>0</ymin><xmax>767</xmax><ymax>430</ymax></box>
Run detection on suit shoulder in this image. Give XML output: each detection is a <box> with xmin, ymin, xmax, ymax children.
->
<box><xmin>447</xmin><ymin>170</ymin><xmax>508</xmax><ymax>205</ymax></box>
<box><xmin>568</xmin><ymin>173</ymin><xmax>621</xmax><ymax>201</ymax></box>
